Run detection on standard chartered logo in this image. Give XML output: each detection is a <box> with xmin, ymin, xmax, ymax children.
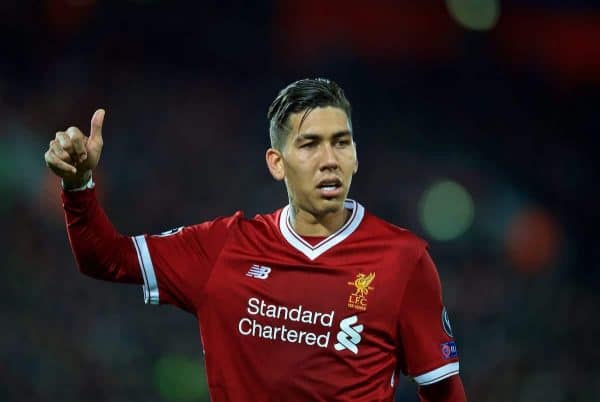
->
<box><xmin>238</xmin><ymin>297</ymin><xmax>334</xmax><ymax>348</ymax></box>
<box><xmin>237</xmin><ymin>298</ymin><xmax>365</xmax><ymax>354</ymax></box>
<box><xmin>334</xmin><ymin>315</ymin><xmax>364</xmax><ymax>354</ymax></box>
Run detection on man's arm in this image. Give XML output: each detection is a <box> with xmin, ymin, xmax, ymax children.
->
<box><xmin>396</xmin><ymin>249</ymin><xmax>466</xmax><ymax>400</ymax></box>
<box><xmin>418</xmin><ymin>375</ymin><xmax>467</xmax><ymax>402</ymax></box>
<box><xmin>45</xmin><ymin>109</ymin><xmax>142</xmax><ymax>284</ymax></box>
<box><xmin>62</xmin><ymin>184</ymin><xmax>142</xmax><ymax>283</ymax></box>
<box><xmin>45</xmin><ymin>111</ymin><xmax>233</xmax><ymax>310</ymax></box>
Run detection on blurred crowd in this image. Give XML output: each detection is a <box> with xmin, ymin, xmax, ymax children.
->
<box><xmin>0</xmin><ymin>1</ymin><xmax>598</xmax><ymax>401</ymax></box>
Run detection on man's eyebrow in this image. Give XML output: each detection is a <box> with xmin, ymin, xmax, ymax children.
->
<box><xmin>295</xmin><ymin>131</ymin><xmax>352</xmax><ymax>142</ymax></box>
<box><xmin>331</xmin><ymin>130</ymin><xmax>352</xmax><ymax>139</ymax></box>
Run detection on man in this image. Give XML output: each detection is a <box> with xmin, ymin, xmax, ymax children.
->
<box><xmin>45</xmin><ymin>78</ymin><xmax>467</xmax><ymax>401</ymax></box>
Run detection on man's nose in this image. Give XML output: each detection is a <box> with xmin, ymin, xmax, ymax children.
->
<box><xmin>319</xmin><ymin>144</ymin><xmax>339</xmax><ymax>171</ymax></box>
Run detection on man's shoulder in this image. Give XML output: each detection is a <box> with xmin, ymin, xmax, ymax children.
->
<box><xmin>352</xmin><ymin>208</ymin><xmax>429</xmax><ymax>280</ymax></box>
<box><xmin>211</xmin><ymin>207</ymin><xmax>282</xmax><ymax>237</ymax></box>
<box><xmin>205</xmin><ymin>207</ymin><xmax>281</xmax><ymax>225</ymax></box>
<box><xmin>361</xmin><ymin>210</ymin><xmax>428</xmax><ymax>252</ymax></box>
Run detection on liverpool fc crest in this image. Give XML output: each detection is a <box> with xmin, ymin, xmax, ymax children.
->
<box><xmin>347</xmin><ymin>272</ymin><xmax>375</xmax><ymax>311</ymax></box>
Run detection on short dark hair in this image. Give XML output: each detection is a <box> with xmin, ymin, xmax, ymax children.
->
<box><xmin>267</xmin><ymin>78</ymin><xmax>352</xmax><ymax>150</ymax></box>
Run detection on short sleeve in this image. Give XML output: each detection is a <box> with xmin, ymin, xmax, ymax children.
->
<box><xmin>132</xmin><ymin>212</ymin><xmax>243</xmax><ymax>312</ymax></box>
<box><xmin>397</xmin><ymin>250</ymin><xmax>460</xmax><ymax>386</ymax></box>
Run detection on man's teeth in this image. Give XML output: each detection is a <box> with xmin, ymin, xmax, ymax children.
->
<box><xmin>321</xmin><ymin>186</ymin><xmax>337</xmax><ymax>191</ymax></box>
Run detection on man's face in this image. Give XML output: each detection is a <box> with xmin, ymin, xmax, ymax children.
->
<box><xmin>269</xmin><ymin>106</ymin><xmax>358</xmax><ymax>217</ymax></box>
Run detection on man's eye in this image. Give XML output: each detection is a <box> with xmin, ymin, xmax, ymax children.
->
<box><xmin>301</xmin><ymin>142</ymin><xmax>316</xmax><ymax>148</ymax></box>
<box><xmin>336</xmin><ymin>140</ymin><xmax>351</xmax><ymax>146</ymax></box>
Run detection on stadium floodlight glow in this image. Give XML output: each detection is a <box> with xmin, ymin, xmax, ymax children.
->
<box><xmin>419</xmin><ymin>179</ymin><xmax>475</xmax><ymax>241</ymax></box>
<box><xmin>505</xmin><ymin>208</ymin><xmax>561</xmax><ymax>273</ymax></box>
<box><xmin>445</xmin><ymin>0</ymin><xmax>500</xmax><ymax>31</ymax></box>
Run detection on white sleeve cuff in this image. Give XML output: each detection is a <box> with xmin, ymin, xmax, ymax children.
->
<box><xmin>132</xmin><ymin>235</ymin><xmax>160</xmax><ymax>305</ymax></box>
<box><xmin>413</xmin><ymin>362</ymin><xmax>459</xmax><ymax>386</ymax></box>
<box><xmin>62</xmin><ymin>176</ymin><xmax>95</xmax><ymax>191</ymax></box>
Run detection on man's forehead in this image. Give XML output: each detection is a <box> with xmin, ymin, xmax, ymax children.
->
<box><xmin>290</xmin><ymin>106</ymin><xmax>351</xmax><ymax>136</ymax></box>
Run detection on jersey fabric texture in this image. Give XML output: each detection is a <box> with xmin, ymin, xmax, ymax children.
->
<box><xmin>62</xmin><ymin>188</ymin><xmax>460</xmax><ymax>402</ymax></box>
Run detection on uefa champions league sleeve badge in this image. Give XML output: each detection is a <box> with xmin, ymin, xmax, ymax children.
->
<box><xmin>441</xmin><ymin>306</ymin><xmax>453</xmax><ymax>338</ymax></box>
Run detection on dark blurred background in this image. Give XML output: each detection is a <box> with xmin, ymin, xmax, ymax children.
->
<box><xmin>1</xmin><ymin>0</ymin><xmax>598</xmax><ymax>401</ymax></box>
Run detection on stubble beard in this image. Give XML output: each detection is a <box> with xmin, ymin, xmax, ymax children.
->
<box><xmin>290</xmin><ymin>192</ymin><xmax>345</xmax><ymax>221</ymax></box>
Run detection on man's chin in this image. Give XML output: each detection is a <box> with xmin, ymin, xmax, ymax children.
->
<box><xmin>314</xmin><ymin>197</ymin><xmax>345</xmax><ymax>214</ymax></box>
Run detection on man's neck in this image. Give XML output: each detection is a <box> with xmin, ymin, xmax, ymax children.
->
<box><xmin>289</xmin><ymin>205</ymin><xmax>350</xmax><ymax>237</ymax></box>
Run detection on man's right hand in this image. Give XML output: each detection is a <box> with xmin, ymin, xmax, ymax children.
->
<box><xmin>44</xmin><ymin>109</ymin><xmax>105</xmax><ymax>189</ymax></box>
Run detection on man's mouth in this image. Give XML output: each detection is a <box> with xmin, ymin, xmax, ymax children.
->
<box><xmin>317</xmin><ymin>178</ymin><xmax>342</xmax><ymax>190</ymax></box>
<box><xmin>316</xmin><ymin>178</ymin><xmax>343</xmax><ymax>197</ymax></box>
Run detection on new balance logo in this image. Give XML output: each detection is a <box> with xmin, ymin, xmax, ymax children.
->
<box><xmin>334</xmin><ymin>315</ymin><xmax>364</xmax><ymax>354</ymax></box>
<box><xmin>246</xmin><ymin>264</ymin><xmax>271</xmax><ymax>279</ymax></box>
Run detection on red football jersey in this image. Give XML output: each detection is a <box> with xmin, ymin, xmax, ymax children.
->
<box><xmin>129</xmin><ymin>199</ymin><xmax>460</xmax><ymax>401</ymax></box>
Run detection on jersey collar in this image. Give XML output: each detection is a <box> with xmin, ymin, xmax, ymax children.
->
<box><xmin>279</xmin><ymin>199</ymin><xmax>365</xmax><ymax>261</ymax></box>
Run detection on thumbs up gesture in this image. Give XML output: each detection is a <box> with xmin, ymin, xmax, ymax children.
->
<box><xmin>45</xmin><ymin>109</ymin><xmax>105</xmax><ymax>188</ymax></box>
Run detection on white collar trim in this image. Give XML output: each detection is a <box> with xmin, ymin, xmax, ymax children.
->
<box><xmin>279</xmin><ymin>199</ymin><xmax>365</xmax><ymax>260</ymax></box>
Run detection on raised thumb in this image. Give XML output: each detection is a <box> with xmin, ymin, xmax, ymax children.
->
<box><xmin>90</xmin><ymin>108</ymin><xmax>105</xmax><ymax>141</ymax></box>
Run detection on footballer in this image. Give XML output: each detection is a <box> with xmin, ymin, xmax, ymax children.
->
<box><xmin>44</xmin><ymin>78</ymin><xmax>467</xmax><ymax>401</ymax></box>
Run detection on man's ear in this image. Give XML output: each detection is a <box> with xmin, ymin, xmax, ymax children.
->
<box><xmin>266</xmin><ymin>148</ymin><xmax>285</xmax><ymax>181</ymax></box>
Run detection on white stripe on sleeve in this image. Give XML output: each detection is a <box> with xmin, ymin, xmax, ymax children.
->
<box><xmin>413</xmin><ymin>362</ymin><xmax>459</xmax><ymax>386</ymax></box>
<box><xmin>132</xmin><ymin>235</ymin><xmax>159</xmax><ymax>305</ymax></box>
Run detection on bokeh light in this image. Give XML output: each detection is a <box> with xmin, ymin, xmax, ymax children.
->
<box><xmin>505</xmin><ymin>208</ymin><xmax>562</xmax><ymax>274</ymax></box>
<box><xmin>446</xmin><ymin>0</ymin><xmax>501</xmax><ymax>31</ymax></box>
<box><xmin>0</xmin><ymin>125</ymin><xmax>45</xmax><ymax>213</ymax></box>
<box><xmin>419</xmin><ymin>179</ymin><xmax>475</xmax><ymax>241</ymax></box>
<box><xmin>154</xmin><ymin>355</ymin><xmax>208</xmax><ymax>401</ymax></box>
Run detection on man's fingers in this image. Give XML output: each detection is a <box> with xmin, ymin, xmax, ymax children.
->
<box><xmin>50</xmin><ymin>139</ymin><xmax>72</xmax><ymax>163</ymax></box>
<box><xmin>56</xmin><ymin>131</ymin><xmax>74</xmax><ymax>154</ymax></box>
<box><xmin>65</xmin><ymin>127</ymin><xmax>87</xmax><ymax>163</ymax></box>
<box><xmin>45</xmin><ymin>149</ymin><xmax>77</xmax><ymax>174</ymax></box>
<box><xmin>90</xmin><ymin>109</ymin><xmax>105</xmax><ymax>143</ymax></box>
